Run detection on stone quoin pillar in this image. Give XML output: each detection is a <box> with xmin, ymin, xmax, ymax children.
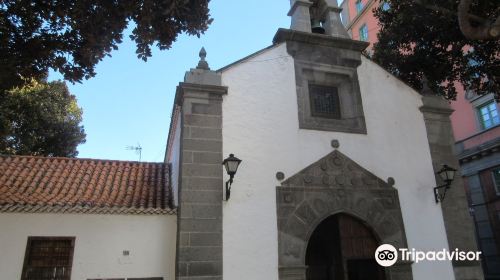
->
<box><xmin>175</xmin><ymin>48</ymin><xmax>227</xmax><ymax>280</ymax></box>
<box><xmin>322</xmin><ymin>0</ymin><xmax>350</xmax><ymax>38</ymax></box>
<box><xmin>289</xmin><ymin>0</ymin><xmax>313</xmax><ymax>32</ymax></box>
<box><xmin>419</xmin><ymin>90</ymin><xmax>484</xmax><ymax>280</ymax></box>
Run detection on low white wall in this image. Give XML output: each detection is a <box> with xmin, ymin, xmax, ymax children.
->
<box><xmin>0</xmin><ymin>213</ymin><xmax>177</xmax><ymax>280</ymax></box>
<box><xmin>221</xmin><ymin>43</ymin><xmax>455</xmax><ymax>279</ymax></box>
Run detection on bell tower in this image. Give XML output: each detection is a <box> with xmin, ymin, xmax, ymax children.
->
<box><xmin>275</xmin><ymin>0</ymin><xmax>369</xmax><ymax>135</ymax></box>
<box><xmin>288</xmin><ymin>0</ymin><xmax>349</xmax><ymax>38</ymax></box>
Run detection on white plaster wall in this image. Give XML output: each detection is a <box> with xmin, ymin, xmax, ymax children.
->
<box><xmin>0</xmin><ymin>213</ymin><xmax>177</xmax><ymax>280</ymax></box>
<box><xmin>169</xmin><ymin>111</ymin><xmax>182</xmax><ymax>207</ymax></box>
<box><xmin>221</xmin><ymin>43</ymin><xmax>455</xmax><ymax>280</ymax></box>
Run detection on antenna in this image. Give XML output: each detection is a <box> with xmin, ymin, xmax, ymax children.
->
<box><xmin>126</xmin><ymin>143</ymin><xmax>142</xmax><ymax>162</ymax></box>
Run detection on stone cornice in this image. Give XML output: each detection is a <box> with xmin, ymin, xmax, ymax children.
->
<box><xmin>175</xmin><ymin>82</ymin><xmax>228</xmax><ymax>105</ymax></box>
<box><xmin>273</xmin><ymin>28</ymin><xmax>369</xmax><ymax>51</ymax></box>
<box><xmin>458</xmin><ymin>137</ymin><xmax>500</xmax><ymax>164</ymax></box>
<box><xmin>0</xmin><ymin>204</ymin><xmax>177</xmax><ymax>215</ymax></box>
<box><xmin>419</xmin><ymin>95</ymin><xmax>455</xmax><ymax>115</ymax></box>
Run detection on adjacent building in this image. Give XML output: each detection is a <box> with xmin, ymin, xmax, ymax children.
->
<box><xmin>339</xmin><ymin>0</ymin><xmax>500</xmax><ymax>278</ymax></box>
<box><xmin>0</xmin><ymin>157</ymin><xmax>177</xmax><ymax>280</ymax></box>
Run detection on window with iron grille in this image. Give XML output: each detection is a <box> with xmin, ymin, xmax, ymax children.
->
<box><xmin>309</xmin><ymin>84</ymin><xmax>341</xmax><ymax>119</ymax></box>
<box><xmin>21</xmin><ymin>237</ymin><xmax>75</xmax><ymax>280</ymax></box>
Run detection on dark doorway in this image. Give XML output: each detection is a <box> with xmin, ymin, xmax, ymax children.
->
<box><xmin>305</xmin><ymin>214</ymin><xmax>386</xmax><ymax>280</ymax></box>
<box><xmin>347</xmin><ymin>259</ymin><xmax>383</xmax><ymax>280</ymax></box>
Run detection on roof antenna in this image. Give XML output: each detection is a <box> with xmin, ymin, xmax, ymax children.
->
<box><xmin>126</xmin><ymin>143</ymin><xmax>142</xmax><ymax>162</ymax></box>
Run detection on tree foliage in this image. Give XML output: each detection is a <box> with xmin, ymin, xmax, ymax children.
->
<box><xmin>372</xmin><ymin>0</ymin><xmax>499</xmax><ymax>100</ymax></box>
<box><xmin>0</xmin><ymin>0</ymin><xmax>212</xmax><ymax>92</ymax></box>
<box><xmin>456</xmin><ymin>0</ymin><xmax>500</xmax><ymax>40</ymax></box>
<box><xmin>0</xmin><ymin>79</ymin><xmax>86</xmax><ymax>157</ymax></box>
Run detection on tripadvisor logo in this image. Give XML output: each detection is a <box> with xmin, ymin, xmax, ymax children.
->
<box><xmin>375</xmin><ymin>244</ymin><xmax>398</xmax><ymax>267</ymax></box>
<box><xmin>375</xmin><ymin>244</ymin><xmax>482</xmax><ymax>267</ymax></box>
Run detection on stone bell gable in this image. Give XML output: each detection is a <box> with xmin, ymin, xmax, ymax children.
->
<box><xmin>276</xmin><ymin>150</ymin><xmax>412</xmax><ymax>280</ymax></box>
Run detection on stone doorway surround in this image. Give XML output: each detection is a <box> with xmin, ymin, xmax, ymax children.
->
<box><xmin>276</xmin><ymin>150</ymin><xmax>413</xmax><ymax>280</ymax></box>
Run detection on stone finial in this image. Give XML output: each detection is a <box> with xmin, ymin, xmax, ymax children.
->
<box><xmin>197</xmin><ymin>47</ymin><xmax>210</xmax><ymax>70</ymax></box>
<box><xmin>387</xmin><ymin>177</ymin><xmax>395</xmax><ymax>186</ymax></box>
<box><xmin>184</xmin><ymin>47</ymin><xmax>222</xmax><ymax>86</ymax></box>
<box><xmin>421</xmin><ymin>75</ymin><xmax>434</xmax><ymax>96</ymax></box>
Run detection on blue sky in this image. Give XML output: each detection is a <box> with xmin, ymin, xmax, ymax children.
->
<box><xmin>50</xmin><ymin>0</ymin><xmax>292</xmax><ymax>162</ymax></box>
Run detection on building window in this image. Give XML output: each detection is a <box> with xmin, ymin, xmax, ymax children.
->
<box><xmin>492</xmin><ymin>168</ymin><xmax>500</xmax><ymax>195</ymax></box>
<box><xmin>359</xmin><ymin>24</ymin><xmax>368</xmax><ymax>41</ymax></box>
<box><xmin>478</xmin><ymin>101</ymin><xmax>500</xmax><ymax>129</ymax></box>
<box><xmin>355</xmin><ymin>0</ymin><xmax>363</xmax><ymax>13</ymax></box>
<box><xmin>22</xmin><ymin>237</ymin><xmax>75</xmax><ymax>280</ymax></box>
<box><xmin>309</xmin><ymin>84</ymin><xmax>341</xmax><ymax>119</ymax></box>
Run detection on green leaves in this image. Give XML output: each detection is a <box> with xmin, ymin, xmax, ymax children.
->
<box><xmin>0</xmin><ymin>79</ymin><xmax>86</xmax><ymax>157</ymax></box>
<box><xmin>372</xmin><ymin>0</ymin><xmax>499</xmax><ymax>100</ymax></box>
<box><xmin>0</xmin><ymin>0</ymin><xmax>212</xmax><ymax>90</ymax></box>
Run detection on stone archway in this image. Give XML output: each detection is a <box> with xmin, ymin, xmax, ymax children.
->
<box><xmin>276</xmin><ymin>150</ymin><xmax>413</xmax><ymax>280</ymax></box>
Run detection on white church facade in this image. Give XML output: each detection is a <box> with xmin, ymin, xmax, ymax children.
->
<box><xmin>0</xmin><ymin>0</ymin><xmax>484</xmax><ymax>280</ymax></box>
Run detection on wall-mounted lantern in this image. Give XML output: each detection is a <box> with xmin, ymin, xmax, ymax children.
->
<box><xmin>222</xmin><ymin>154</ymin><xmax>242</xmax><ymax>201</ymax></box>
<box><xmin>434</xmin><ymin>164</ymin><xmax>457</xmax><ymax>203</ymax></box>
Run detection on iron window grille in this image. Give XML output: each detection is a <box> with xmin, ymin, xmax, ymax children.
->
<box><xmin>309</xmin><ymin>84</ymin><xmax>341</xmax><ymax>119</ymax></box>
<box><xmin>21</xmin><ymin>237</ymin><xmax>75</xmax><ymax>280</ymax></box>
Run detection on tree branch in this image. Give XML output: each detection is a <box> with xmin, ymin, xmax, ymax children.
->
<box><xmin>415</xmin><ymin>0</ymin><xmax>498</xmax><ymax>40</ymax></box>
<box><xmin>490</xmin><ymin>15</ymin><xmax>500</xmax><ymax>37</ymax></box>
<box><xmin>458</xmin><ymin>0</ymin><xmax>499</xmax><ymax>40</ymax></box>
<box><xmin>414</xmin><ymin>0</ymin><xmax>487</xmax><ymax>24</ymax></box>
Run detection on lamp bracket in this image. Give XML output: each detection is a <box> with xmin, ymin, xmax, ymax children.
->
<box><xmin>225</xmin><ymin>176</ymin><xmax>234</xmax><ymax>201</ymax></box>
<box><xmin>434</xmin><ymin>183</ymin><xmax>450</xmax><ymax>203</ymax></box>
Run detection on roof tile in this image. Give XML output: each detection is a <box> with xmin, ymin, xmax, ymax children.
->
<box><xmin>0</xmin><ymin>155</ymin><xmax>175</xmax><ymax>215</ymax></box>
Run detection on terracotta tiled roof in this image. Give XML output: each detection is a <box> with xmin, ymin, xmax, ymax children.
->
<box><xmin>0</xmin><ymin>156</ymin><xmax>175</xmax><ymax>215</ymax></box>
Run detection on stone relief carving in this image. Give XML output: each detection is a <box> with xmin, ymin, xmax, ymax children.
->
<box><xmin>281</xmin><ymin>150</ymin><xmax>387</xmax><ymax>189</ymax></box>
<box><xmin>276</xmin><ymin>150</ymin><xmax>413</xmax><ymax>280</ymax></box>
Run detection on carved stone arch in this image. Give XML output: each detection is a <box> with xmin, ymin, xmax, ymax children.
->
<box><xmin>304</xmin><ymin>210</ymin><xmax>384</xmax><ymax>252</ymax></box>
<box><xmin>276</xmin><ymin>150</ymin><xmax>413</xmax><ymax>280</ymax></box>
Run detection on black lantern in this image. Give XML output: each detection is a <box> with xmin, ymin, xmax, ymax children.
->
<box><xmin>434</xmin><ymin>164</ymin><xmax>457</xmax><ymax>203</ymax></box>
<box><xmin>222</xmin><ymin>154</ymin><xmax>242</xmax><ymax>200</ymax></box>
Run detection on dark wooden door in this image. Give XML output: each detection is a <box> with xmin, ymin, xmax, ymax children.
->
<box><xmin>346</xmin><ymin>259</ymin><xmax>385</xmax><ymax>280</ymax></box>
<box><xmin>305</xmin><ymin>214</ymin><xmax>386</xmax><ymax>280</ymax></box>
